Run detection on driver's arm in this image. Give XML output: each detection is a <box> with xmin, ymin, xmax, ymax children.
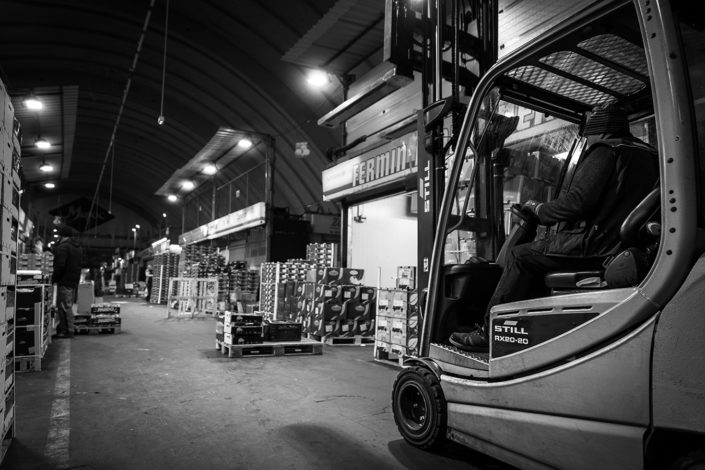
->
<box><xmin>534</xmin><ymin>145</ymin><xmax>615</xmax><ymax>225</ymax></box>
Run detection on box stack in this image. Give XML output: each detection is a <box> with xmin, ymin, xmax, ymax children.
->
<box><xmin>178</xmin><ymin>245</ymin><xmax>215</xmax><ymax>277</ymax></box>
<box><xmin>89</xmin><ymin>303</ymin><xmax>121</xmax><ymax>331</ymax></box>
<box><xmin>150</xmin><ymin>252</ymin><xmax>179</xmax><ymax>304</ymax></box>
<box><xmin>0</xmin><ymin>78</ymin><xmax>20</xmax><ymax>460</ymax></box>
<box><xmin>306</xmin><ymin>243</ymin><xmax>338</xmax><ymax>267</ymax></box>
<box><xmin>18</xmin><ymin>253</ymin><xmax>53</xmax><ymax>278</ymax></box>
<box><xmin>258</xmin><ymin>261</ymin><xmax>313</xmax><ymax>320</ymax></box>
<box><xmin>396</xmin><ymin>266</ymin><xmax>417</xmax><ymax>290</ymax></box>
<box><xmin>303</xmin><ymin>267</ymin><xmax>376</xmax><ymax>340</ymax></box>
<box><xmin>375</xmin><ymin>289</ymin><xmax>420</xmax><ymax>357</ymax></box>
<box><xmin>14</xmin><ymin>283</ymin><xmax>51</xmax><ymax>370</ymax></box>
<box><xmin>222</xmin><ymin>313</ymin><xmax>263</xmax><ymax>345</ymax></box>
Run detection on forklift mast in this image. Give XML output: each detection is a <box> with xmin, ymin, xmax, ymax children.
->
<box><xmin>384</xmin><ymin>0</ymin><xmax>499</xmax><ymax>299</ymax></box>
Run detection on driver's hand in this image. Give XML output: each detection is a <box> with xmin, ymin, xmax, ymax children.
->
<box><xmin>521</xmin><ymin>200</ymin><xmax>543</xmax><ymax>219</ymax></box>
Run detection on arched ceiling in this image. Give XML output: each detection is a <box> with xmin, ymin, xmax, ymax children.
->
<box><xmin>0</xmin><ymin>0</ymin><xmax>385</xmax><ymax>235</ymax></box>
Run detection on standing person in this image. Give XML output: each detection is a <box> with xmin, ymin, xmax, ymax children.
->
<box><xmin>52</xmin><ymin>223</ymin><xmax>83</xmax><ymax>338</ymax></box>
<box><xmin>449</xmin><ymin>104</ymin><xmax>659</xmax><ymax>351</ymax></box>
<box><xmin>145</xmin><ymin>264</ymin><xmax>153</xmax><ymax>302</ymax></box>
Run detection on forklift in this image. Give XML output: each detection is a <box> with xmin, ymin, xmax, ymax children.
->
<box><xmin>391</xmin><ymin>0</ymin><xmax>705</xmax><ymax>468</ymax></box>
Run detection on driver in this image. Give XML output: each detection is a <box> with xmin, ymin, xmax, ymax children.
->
<box><xmin>449</xmin><ymin>103</ymin><xmax>659</xmax><ymax>352</ymax></box>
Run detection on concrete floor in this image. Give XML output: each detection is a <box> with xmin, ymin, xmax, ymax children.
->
<box><xmin>2</xmin><ymin>299</ymin><xmax>512</xmax><ymax>470</ymax></box>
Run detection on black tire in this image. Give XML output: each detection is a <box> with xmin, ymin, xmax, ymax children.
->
<box><xmin>392</xmin><ymin>365</ymin><xmax>447</xmax><ymax>450</ymax></box>
<box><xmin>670</xmin><ymin>450</ymin><xmax>705</xmax><ymax>470</ymax></box>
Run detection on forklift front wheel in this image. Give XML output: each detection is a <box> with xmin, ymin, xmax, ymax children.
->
<box><xmin>392</xmin><ymin>366</ymin><xmax>447</xmax><ymax>450</ymax></box>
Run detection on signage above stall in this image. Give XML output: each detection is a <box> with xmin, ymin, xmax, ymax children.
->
<box><xmin>322</xmin><ymin>132</ymin><xmax>418</xmax><ymax>201</ymax></box>
<box><xmin>179</xmin><ymin>202</ymin><xmax>266</xmax><ymax>246</ymax></box>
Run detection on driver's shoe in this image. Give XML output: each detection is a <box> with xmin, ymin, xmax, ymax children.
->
<box><xmin>449</xmin><ymin>326</ymin><xmax>489</xmax><ymax>352</ymax></box>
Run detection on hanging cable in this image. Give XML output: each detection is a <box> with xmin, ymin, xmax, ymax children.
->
<box><xmin>157</xmin><ymin>0</ymin><xmax>170</xmax><ymax>125</ymax></box>
<box><xmin>109</xmin><ymin>142</ymin><xmax>115</xmax><ymax>214</ymax></box>
<box><xmin>84</xmin><ymin>0</ymin><xmax>157</xmax><ymax>232</ymax></box>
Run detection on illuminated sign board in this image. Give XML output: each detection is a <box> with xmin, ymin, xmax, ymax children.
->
<box><xmin>179</xmin><ymin>202</ymin><xmax>266</xmax><ymax>246</ymax></box>
<box><xmin>321</xmin><ymin>132</ymin><xmax>418</xmax><ymax>201</ymax></box>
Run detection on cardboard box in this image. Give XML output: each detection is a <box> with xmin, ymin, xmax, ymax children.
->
<box><xmin>339</xmin><ymin>268</ymin><xmax>364</xmax><ymax>285</ymax></box>
<box><xmin>314</xmin><ymin>284</ymin><xmax>340</xmax><ymax>303</ymax></box>
<box><xmin>90</xmin><ymin>303</ymin><xmax>120</xmax><ymax>315</ymax></box>
<box><xmin>391</xmin><ymin>317</ymin><xmax>407</xmax><ymax>346</ymax></box>
<box><xmin>375</xmin><ymin>315</ymin><xmax>391</xmax><ymax>343</ymax></box>
<box><xmin>76</xmin><ymin>282</ymin><xmax>94</xmax><ymax>314</ymax></box>
<box><xmin>396</xmin><ymin>266</ymin><xmax>417</xmax><ymax>290</ymax></box>
<box><xmin>224</xmin><ymin>313</ymin><xmax>263</xmax><ymax>326</ymax></box>
<box><xmin>224</xmin><ymin>326</ymin><xmax>263</xmax><ymax>345</ymax></box>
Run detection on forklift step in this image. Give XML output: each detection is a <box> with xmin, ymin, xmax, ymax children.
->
<box><xmin>430</xmin><ymin>343</ymin><xmax>489</xmax><ymax>377</ymax></box>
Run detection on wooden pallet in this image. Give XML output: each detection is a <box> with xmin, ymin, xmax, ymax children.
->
<box><xmin>74</xmin><ymin>325</ymin><xmax>121</xmax><ymax>334</ymax></box>
<box><xmin>373</xmin><ymin>344</ymin><xmax>411</xmax><ymax>368</ymax></box>
<box><xmin>215</xmin><ymin>338</ymin><xmax>322</xmax><ymax>359</ymax></box>
<box><xmin>15</xmin><ymin>355</ymin><xmax>42</xmax><ymax>372</ymax></box>
<box><xmin>306</xmin><ymin>333</ymin><xmax>375</xmax><ymax>346</ymax></box>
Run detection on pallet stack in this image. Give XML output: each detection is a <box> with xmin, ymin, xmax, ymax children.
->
<box><xmin>374</xmin><ymin>288</ymin><xmax>420</xmax><ymax>362</ymax></box>
<box><xmin>14</xmin><ymin>282</ymin><xmax>51</xmax><ymax>372</ymax></box>
<box><xmin>258</xmin><ymin>261</ymin><xmax>313</xmax><ymax>320</ymax></box>
<box><xmin>0</xmin><ymin>77</ymin><xmax>20</xmax><ymax>462</ymax></box>
<box><xmin>303</xmin><ymin>267</ymin><xmax>376</xmax><ymax>341</ymax></box>
<box><xmin>150</xmin><ymin>252</ymin><xmax>179</xmax><ymax>304</ymax></box>
<box><xmin>306</xmin><ymin>242</ymin><xmax>338</xmax><ymax>267</ymax></box>
<box><xmin>178</xmin><ymin>245</ymin><xmax>215</xmax><ymax>278</ymax></box>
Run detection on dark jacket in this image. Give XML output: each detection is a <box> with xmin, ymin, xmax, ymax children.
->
<box><xmin>538</xmin><ymin>135</ymin><xmax>659</xmax><ymax>257</ymax></box>
<box><xmin>52</xmin><ymin>237</ymin><xmax>83</xmax><ymax>287</ymax></box>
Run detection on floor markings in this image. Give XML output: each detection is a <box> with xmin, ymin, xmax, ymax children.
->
<box><xmin>44</xmin><ymin>338</ymin><xmax>71</xmax><ymax>467</ymax></box>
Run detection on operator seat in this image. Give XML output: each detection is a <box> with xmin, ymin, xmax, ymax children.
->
<box><xmin>544</xmin><ymin>187</ymin><xmax>660</xmax><ymax>293</ymax></box>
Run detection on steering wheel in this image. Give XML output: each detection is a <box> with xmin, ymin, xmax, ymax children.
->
<box><xmin>510</xmin><ymin>203</ymin><xmax>539</xmax><ymax>225</ymax></box>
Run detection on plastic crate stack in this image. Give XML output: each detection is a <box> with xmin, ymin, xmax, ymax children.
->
<box><xmin>178</xmin><ymin>245</ymin><xmax>215</xmax><ymax>278</ymax></box>
<box><xmin>0</xmin><ymin>77</ymin><xmax>20</xmax><ymax>462</ymax></box>
<box><xmin>306</xmin><ymin>243</ymin><xmax>338</xmax><ymax>267</ymax></box>
<box><xmin>18</xmin><ymin>253</ymin><xmax>53</xmax><ymax>278</ymax></box>
<box><xmin>226</xmin><ymin>261</ymin><xmax>259</xmax><ymax>312</ymax></box>
<box><xmin>150</xmin><ymin>252</ymin><xmax>179</xmax><ymax>304</ymax></box>
<box><xmin>259</xmin><ymin>261</ymin><xmax>312</xmax><ymax>319</ymax></box>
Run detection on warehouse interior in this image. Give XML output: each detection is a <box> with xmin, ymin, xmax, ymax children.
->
<box><xmin>1</xmin><ymin>0</ymin><xmax>704</xmax><ymax>469</ymax></box>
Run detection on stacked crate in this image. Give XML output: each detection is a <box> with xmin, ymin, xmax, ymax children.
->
<box><xmin>0</xmin><ymin>78</ymin><xmax>20</xmax><ymax>462</ymax></box>
<box><xmin>306</xmin><ymin>242</ymin><xmax>338</xmax><ymax>267</ymax></box>
<box><xmin>374</xmin><ymin>289</ymin><xmax>420</xmax><ymax>357</ymax></box>
<box><xmin>178</xmin><ymin>245</ymin><xmax>215</xmax><ymax>278</ymax></box>
<box><xmin>18</xmin><ymin>253</ymin><xmax>53</xmax><ymax>277</ymax></box>
<box><xmin>258</xmin><ymin>261</ymin><xmax>312</xmax><ymax>319</ymax></box>
<box><xmin>150</xmin><ymin>252</ymin><xmax>179</xmax><ymax>304</ymax></box>
<box><xmin>304</xmin><ymin>267</ymin><xmax>376</xmax><ymax>339</ymax></box>
<box><xmin>14</xmin><ymin>283</ymin><xmax>51</xmax><ymax>371</ymax></box>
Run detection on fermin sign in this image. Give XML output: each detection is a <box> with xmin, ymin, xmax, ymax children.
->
<box><xmin>322</xmin><ymin>132</ymin><xmax>418</xmax><ymax>201</ymax></box>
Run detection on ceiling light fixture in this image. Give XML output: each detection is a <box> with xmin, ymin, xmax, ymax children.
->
<box><xmin>24</xmin><ymin>94</ymin><xmax>43</xmax><ymax>110</ymax></box>
<box><xmin>237</xmin><ymin>138</ymin><xmax>253</xmax><ymax>149</ymax></box>
<box><xmin>167</xmin><ymin>194</ymin><xmax>178</xmax><ymax>202</ymax></box>
<box><xmin>35</xmin><ymin>137</ymin><xmax>51</xmax><ymax>149</ymax></box>
<box><xmin>202</xmin><ymin>163</ymin><xmax>217</xmax><ymax>175</ymax></box>
<box><xmin>39</xmin><ymin>161</ymin><xmax>54</xmax><ymax>172</ymax></box>
<box><xmin>306</xmin><ymin>69</ymin><xmax>330</xmax><ymax>88</ymax></box>
<box><xmin>181</xmin><ymin>180</ymin><xmax>195</xmax><ymax>190</ymax></box>
<box><xmin>44</xmin><ymin>182</ymin><xmax>55</xmax><ymax>189</ymax></box>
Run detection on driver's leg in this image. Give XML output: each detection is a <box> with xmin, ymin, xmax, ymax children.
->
<box><xmin>449</xmin><ymin>241</ymin><xmax>604</xmax><ymax>351</ymax></box>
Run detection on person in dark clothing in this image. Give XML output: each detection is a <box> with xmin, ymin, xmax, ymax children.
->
<box><xmin>52</xmin><ymin>223</ymin><xmax>83</xmax><ymax>338</ymax></box>
<box><xmin>450</xmin><ymin>103</ymin><xmax>660</xmax><ymax>351</ymax></box>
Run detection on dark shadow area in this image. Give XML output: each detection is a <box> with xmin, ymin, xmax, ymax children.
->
<box><xmin>278</xmin><ymin>423</ymin><xmax>400</xmax><ymax>470</ymax></box>
<box><xmin>1</xmin><ymin>440</ymin><xmax>54</xmax><ymax>470</ymax></box>
<box><xmin>387</xmin><ymin>438</ymin><xmax>517</xmax><ymax>469</ymax></box>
